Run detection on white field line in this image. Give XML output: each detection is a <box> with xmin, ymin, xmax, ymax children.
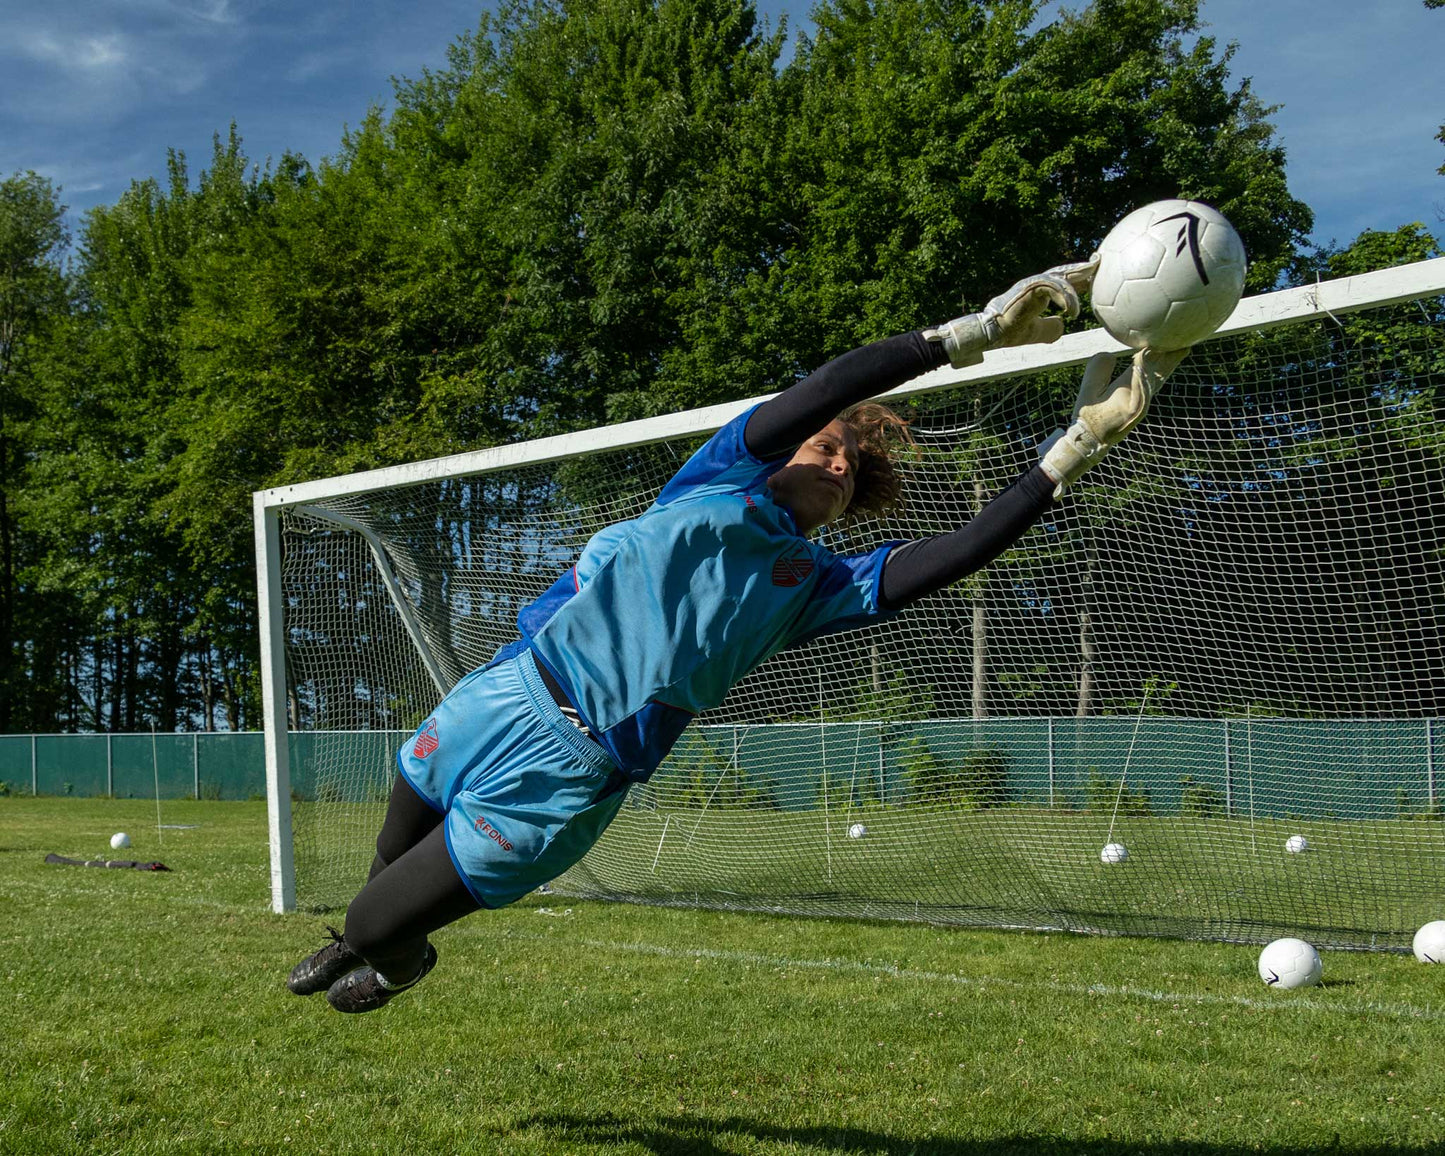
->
<box><xmin>497</xmin><ymin>930</ymin><xmax>1445</xmax><ymax>1024</ymax></box>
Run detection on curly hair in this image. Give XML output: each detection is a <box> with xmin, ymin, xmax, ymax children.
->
<box><xmin>838</xmin><ymin>402</ymin><xmax>916</xmax><ymax>520</ymax></box>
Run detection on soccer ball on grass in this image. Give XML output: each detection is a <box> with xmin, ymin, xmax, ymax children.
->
<box><xmin>1285</xmin><ymin>834</ymin><xmax>1309</xmax><ymax>854</ymax></box>
<box><xmin>110</xmin><ymin>832</ymin><xmax>131</xmax><ymax>850</ymax></box>
<box><xmin>1413</xmin><ymin>920</ymin><xmax>1445</xmax><ymax>963</ymax></box>
<box><xmin>847</xmin><ymin>823</ymin><xmax>868</xmax><ymax>840</ymax></box>
<box><xmin>1258</xmin><ymin>937</ymin><xmax>1322</xmax><ymax>989</ymax></box>
<box><xmin>1099</xmin><ymin>842</ymin><xmax>1128</xmax><ymax>864</ymax></box>
<box><xmin>1091</xmin><ymin>199</ymin><xmax>1247</xmax><ymax>350</ymax></box>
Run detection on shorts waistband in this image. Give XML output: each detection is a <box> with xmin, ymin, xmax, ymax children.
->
<box><xmin>515</xmin><ymin>650</ymin><xmax>617</xmax><ymax>774</ymax></box>
<box><xmin>535</xmin><ymin>657</ymin><xmax>595</xmax><ymax>737</ymax></box>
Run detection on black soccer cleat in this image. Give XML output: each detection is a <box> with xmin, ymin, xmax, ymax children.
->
<box><xmin>325</xmin><ymin>944</ymin><xmax>438</xmax><ymax>1014</ymax></box>
<box><xmin>287</xmin><ymin>925</ymin><xmax>363</xmax><ymax>995</ymax></box>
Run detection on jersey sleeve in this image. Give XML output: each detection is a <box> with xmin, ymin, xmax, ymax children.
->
<box><xmin>652</xmin><ymin>403</ymin><xmax>782</xmax><ymax>509</ymax></box>
<box><xmin>785</xmin><ymin>543</ymin><xmax>905</xmax><ymax>646</ymax></box>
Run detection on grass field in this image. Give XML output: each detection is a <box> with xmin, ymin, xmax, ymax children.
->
<box><xmin>5</xmin><ymin>799</ymin><xmax>1445</xmax><ymax>1154</ymax></box>
<box><xmin>297</xmin><ymin>799</ymin><xmax>1445</xmax><ymax>952</ymax></box>
<box><xmin>564</xmin><ymin>803</ymin><xmax>1445</xmax><ymax>951</ymax></box>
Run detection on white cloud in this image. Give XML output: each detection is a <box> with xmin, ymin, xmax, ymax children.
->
<box><xmin>78</xmin><ymin>34</ymin><xmax>127</xmax><ymax>68</ymax></box>
<box><xmin>0</xmin><ymin>7</ymin><xmax>225</xmax><ymax>127</ymax></box>
<box><xmin>184</xmin><ymin>1</ymin><xmax>238</xmax><ymax>26</ymax></box>
<box><xmin>289</xmin><ymin>48</ymin><xmax>348</xmax><ymax>85</ymax></box>
<box><xmin>20</xmin><ymin>30</ymin><xmax>129</xmax><ymax>71</ymax></box>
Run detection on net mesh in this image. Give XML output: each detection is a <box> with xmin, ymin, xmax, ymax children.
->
<box><xmin>280</xmin><ymin>291</ymin><xmax>1445</xmax><ymax>949</ymax></box>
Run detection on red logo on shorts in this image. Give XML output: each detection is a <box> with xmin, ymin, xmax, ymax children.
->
<box><xmin>413</xmin><ymin>719</ymin><xmax>440</xmax><ymax>759</ymax></box>
<box><xmin>474</xmin><ymin>816</ymin><xmax>514</xmax><ymax>852</ymax></box>
<box><xmin>772</xmin><ymin>544</ymin><xmax>815</xmax><ymax>587</ymax></box>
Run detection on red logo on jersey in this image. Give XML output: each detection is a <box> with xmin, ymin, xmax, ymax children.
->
<box><xmin>413</xmin><ymin>719</ymin><xmax>440</xmax><ymax>759</ymax></box>
<box><xmin>772</xmin><ymin>544</ymin><xmax>815</xmax><ymax>587</ymax></box>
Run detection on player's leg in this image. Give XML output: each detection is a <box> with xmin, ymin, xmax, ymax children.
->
<box><xmin>369</xmin><ymin>772</ymin><xmax>445</xmax><ymax>880</ymax></box>
<box><xmin>326</xmin><ymin>767</ymin><xmax>629</xmax><ymax>1013</ymax></box>
<box><xmin>310</xmin><ymin>649</ymin><xmax>627</xmax><ymax>1013</ymax></box>
<box><xmin>287</xmin><ymin>773</ymin><xmax>445</xmax><ymax>994</ymax></box>
<box><xmin>324</xmin><ymin>823</ymin><xmax>480</xmax><ymax>1013</ymax></box>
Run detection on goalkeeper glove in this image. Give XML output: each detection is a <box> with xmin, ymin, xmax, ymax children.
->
<box><xmin>924</xmin><ymin>258</ymin><xmax>1098</xmax><ymax>369</ymax></box>
<box><xmin>1038</xmin><ymin>347</ymin><xmax>1186</xmax><ymax>498</ymax></box>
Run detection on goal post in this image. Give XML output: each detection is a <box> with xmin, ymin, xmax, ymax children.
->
<box><xmin>256</xmin><ymin>257</ymin><xmax>1445</xmax><ymax>949</ymax></box>
<box><xmin>254</xmin><ymin>491</ymin><xmax>295</xmax><ymax>912</ymax></box>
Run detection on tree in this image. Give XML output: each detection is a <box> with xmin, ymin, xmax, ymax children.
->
<box><xmin>0</xmin><ymin>172</ymin><xmax>69</xmax><ymax>730</ymax></box>
<box><xmin>0</xmin><ymin>1</ymin><xmax>1331</xmax><ymax>734</ymax></box>
<box><xmin>365</xmin><ymin>0</ymin><xmax>791</xmax><ymax>435</ymax></box>
<box><xmin>774</xmin><ymin>0</ymin><xmax>1309</xmax><ymax>361</ymax></box>
<box><xmin>26</xmin><ymin>137</ymin><xmax>275</xmax><ymax>732</ymax></box>
<box><xmin>764</xmin><ymin>0</ymin><xmax>1312</xmax><ymax>717</ymax></box>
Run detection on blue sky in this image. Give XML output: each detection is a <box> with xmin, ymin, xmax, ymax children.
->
<box><xmin>1</xmin><ymin>1</ymin><xmax>1440</xmax><ymax>252</ymax></box>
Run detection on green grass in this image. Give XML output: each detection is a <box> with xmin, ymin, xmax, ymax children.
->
<box><xmin>299</xmin><ymin>800</ymin><xmax>1445</xmax><ymax>952</ymax></box>
<box><xmin>563</xmin><ymin>803</ymin><xmax>1445</xmax><ymax>951</ymax></box>
<box><xmin>5</xmin><ymin>798</ymin><xmax>1445</xmax><ymax>1154</ymax></box>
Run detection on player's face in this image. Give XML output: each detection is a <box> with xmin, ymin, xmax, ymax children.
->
<box><xmin>767</xmin><ymin>420</ymin><xmax>859</xmax><ymax>534</ymax></box>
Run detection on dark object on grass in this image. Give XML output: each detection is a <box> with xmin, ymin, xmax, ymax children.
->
<box><xmin>45</xmin><ymin>853</ymin><xmax>171</xmax><ymax>871</ymax></box>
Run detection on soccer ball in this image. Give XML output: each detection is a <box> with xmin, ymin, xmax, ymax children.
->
<box><xmin>1091</xmin><ymin>199</ymin><xmax>1247</xmax><ymax>350</ymax></box>
<box><xmin>1100</xmin><ymin>842</ymin><xmax>1128</xmax><ymax>864</ymax></box>
<box><xmin>1258</xmin><ymin>937</ymin><xmax>1322</xmax><ymax>989</ymax></box>
<box><xmin>847</xmin><ymin>823</ymin><xmax>868</xmax><ymax>840</ymax></box>
<box><xmin>1413</xmin><ymin>920</ymin><xmax>1445</xmax><ymax>963</ymax></box>
<box><xmin>110</xmin><ymin>832</ymin><xmax>131</xmax><ymax>850</ymax></box>
<box><xmin>1285</xmin><ymin>834</ymin><xmax>1309</xmax><ymax>854</ymax></box>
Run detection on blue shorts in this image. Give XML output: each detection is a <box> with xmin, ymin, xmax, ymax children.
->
<box><xmin>396</xmin><ymin>649</ymin><xmax>627</xmax><ymax>908</ymax></box>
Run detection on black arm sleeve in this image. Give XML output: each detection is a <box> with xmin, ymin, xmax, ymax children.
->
<box><xmin>743</xmin><ymin>331</ymin><xmax>949</xmax><ymax>460</ymax></box>
<box><xmin>879</xmin><ymin>466</ymin><xmax>1057</xmax><ymax>611</ymax></box>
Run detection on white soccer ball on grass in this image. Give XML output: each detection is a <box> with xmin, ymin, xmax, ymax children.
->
<box><xmin>1258</xmin><ymin>937</ymin><xmax>1322</xmax><ymax>989</ymax></box>
<box><xmin>1099</xmin><ymin>842</ymin><xmax>1128</xmax><ymax>864</ymax></box>
<box><xmin>110</xmin><ymin>832</ymin><xmax>131</xmax><ymax>850</ymax></box>
<box><xmin>847</xmin><ymin>823</ymin><xmax>867</xmax><ymax>840</ymax></box>
<box><xmin>1413</xmin><ymin>920</ymin><xmax>1445</xmax><ymax>963</ymax></box>
<box><xmin>1091</xmin><ymin>199</ymin><xmax>1247</xmax><ymax>350</ymax></box>
<box><xmin>1285</xmin><ymin>834</ymin><xmax>1309</xmax><ymax>854</ymax></box>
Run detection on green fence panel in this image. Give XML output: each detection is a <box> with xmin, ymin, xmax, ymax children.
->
<box><xmin>287</xmin><ymin>732</ymin><xmax>405</xmax><ymax>802</ymax></box>
<box><xmin>110</xmin><ymin>734</ymin><xmax>194</xmax><ymax>799</ymax></box>
<box><xmin>913</xmin><ymin>718</ymin><xmax>1053</xmax><ymax>805</ymax></box>
<box><xmin>0</xmin><ymin>722</ymin><xmax>1439</xmax><ymax>809</ymax></box>
<box><xmin>652</xmin><ymin>718</ymin><xmax>1442</xmax><ymax>819</ymax></box>
<box><xmin>1237</xmin><ymin>719</ymin><xmax>1431</xmax><ymax>821</ymax></box>
<box><xmin>1047</xmin><ymin>717</ymin><xmax>1225</xmax><ymax>815</ymax></box>
<box><xmin>0</xmin><ymin>733</ymin><xmax>265</xmax><ymax>799</ymax></box>
<box><xmin>0</xmin><ymin>735</ymin><xmax>33</xmax><ymax>792</ymax></box>
<box><xmin>287</xmin><ymin>732</ymin><xmax>393</xmax><ymax>802</ymax></box>
<box><xmin>287</xmin><ymin>733</ymin><xmax>319</xmax><ymax>800</ymax></box>
<box><xmin>36</xmin><ymin>734</ymin><xmax>108</xmax><ymax>796</ymax></box>
<box><xmin>198</xmin><ymin>733</ymin><xmax>266</xmax><ymax>800</ymax></box>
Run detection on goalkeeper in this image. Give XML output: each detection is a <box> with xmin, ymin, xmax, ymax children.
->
<box><xmin>287</xmin><ymin>261</ymin><xmax>1184</xmax><ymax>1013</ymax></box>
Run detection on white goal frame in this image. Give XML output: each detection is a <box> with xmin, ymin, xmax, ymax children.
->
<box><xmin>254</xmin><ymin>256</ymin><xmax>1445</xmax><ymax>913</ymax></box>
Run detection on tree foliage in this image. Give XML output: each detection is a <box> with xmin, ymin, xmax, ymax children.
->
<box><xmin>0</xmin><ymin>0</ymin><xmax>1429</xmax><ymax>732</ymax></box>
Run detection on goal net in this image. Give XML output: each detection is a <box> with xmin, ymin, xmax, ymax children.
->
<box><xmin>256</xmin><ymin>259</ymin><xmax>1445</xmax><ymax>951</ymax></box>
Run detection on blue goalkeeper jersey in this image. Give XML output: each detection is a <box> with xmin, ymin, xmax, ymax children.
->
<box><xmin>501</xmin><ymin>404</ymin><xmax>901</xmax><ymax>781</ymax></box>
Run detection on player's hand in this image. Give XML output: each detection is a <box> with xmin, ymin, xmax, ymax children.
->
<box><xmin>1073</xmin><ymin>347</ymin><xmax>1186</xmax><ymax>446</ymax></box>
<box><xmin>925</xmin><ymin>257</ymin><xmax>1099</xmax><ymax>368</ymax></box>
<box><xmin>1039</xmin><ymin>346</ymin><xmax>1186</xmax><ymax>495</ymax></box>
<box><xmin>982</xmin><ymin>257</ymin><xmax>1100</xmax><ymax>349</ymax></box>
